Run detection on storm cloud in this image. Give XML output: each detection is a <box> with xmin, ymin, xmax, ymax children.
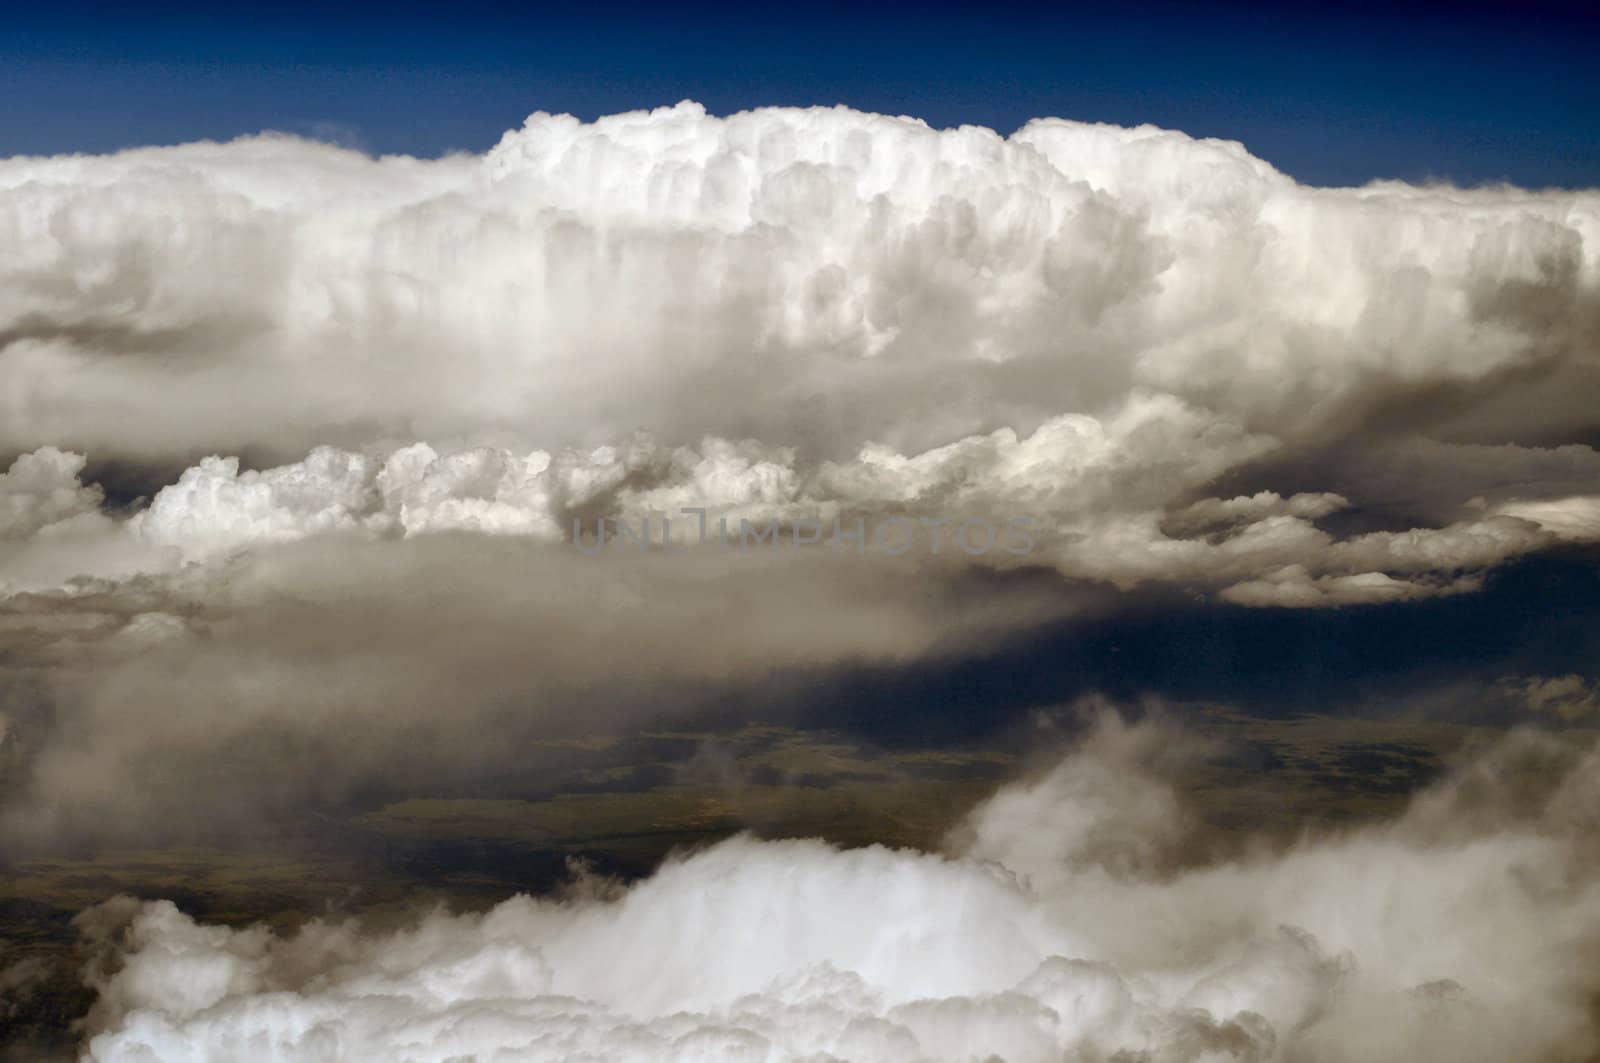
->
<box><xmin>3</xmin><ymin>102</ymin><xmax>1600</xmax><ymax>1061</ymax></box>
<box><xmin>1</xmin><ymin>102</ymin><xmax>1598</xmax><ymax>608</ymax></box>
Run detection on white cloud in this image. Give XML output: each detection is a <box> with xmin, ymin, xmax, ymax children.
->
<box><xmin>1</xmin><ymin>102</ymin><xmax>1597</xmax><ymax>605</ymax></box>
<box><xmin>7</xmin><ymin>101</ymin><xmax>1600</xmax><ymax>1060</ymax></box>
<box><xmin>2</xmin><ymin>102</ymin><xmax>1595</xmax><ymax>464</ymax></box>
<box><xmin>1494</xmin><ymin>496</ymin><xmax>1600</xmax><ymax>542</ymax></box>
<box><xmin>0</xmin><ymin>416</ymin><xmax>1583</xmax><ymax>606</ymax></box>
<box><xmin>74</xmin><ymin>716</ymin><xmax>1600</xmax><ymax>1062</ymax></box>
<box><xmin>0</xmin><ymin>447</ymin><xmax>103</xmax><ymax>540</ymax></box>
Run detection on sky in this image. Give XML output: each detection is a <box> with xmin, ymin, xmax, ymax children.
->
<box><xmin>6</xmin><ymin>6</ymin><xmax>1600</xmax><ymax>1060</ymax></box>
<box><xmin>4</xmin><ymin>0</ymin><xmax>1599</xmax><ymax>187</ymax></box>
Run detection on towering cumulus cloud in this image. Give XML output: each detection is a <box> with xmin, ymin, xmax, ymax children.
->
<box><xmin>2</xmin><ymin>101</ymin><xmax>1599</xmax><ymax>603</ymax></box>
<box><xmin>73</xmin><ymin>717</ymin><xmax>1600</xmax><ymax>1062</ymax></box>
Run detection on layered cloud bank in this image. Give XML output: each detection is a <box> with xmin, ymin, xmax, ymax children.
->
<box><xmin>4</xmin><ymin>103</ymin><xmax>1600</xmax><ymax>1061</ymax></box>
<box><xmin>2</xmin><ymin>99</ymin><xmax>1598</xmax><ymax>854</ymax></box>
<box><xmin>74</xmin><ymin>717</ymin><xmax>1600</xmax><ymax>1063</ymax></box>
<box><xmin>5</xmin><ymin>430</ymin><xmax>1598</xmax><ymax>608</ymax></box>
<box><xmin>2</xmin><ymin>101</ymin><xmax>1599</xmax><ymax>605</ymax></box>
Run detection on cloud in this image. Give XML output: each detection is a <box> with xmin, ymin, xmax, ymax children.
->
<box><xmin>1500</xmin><ymin>674</ymin><xmax>1600</xmax><ymax>721</ymax></box>
<box><xmin>0</xmin><ymin>447</ymin><xmax>104</xmax><ymax>540</ymax></box>
<box><xmin>72</xmin><ymin>715</ymin><xmax>1600</xmax><ymax>1062</ymax></box>
<box><xmin>1</xmin><ymin>101</ymin><xmax>1596</xmax><ymax>619</ymax></box>
<box><xmin>1493</xmin><ymin>496</ymin><xmax>1600</xmax><ymax>542</ymax></box>
<box><xmin>1300</xmin><ymin>439</ymin><xmax>1600</xmax><ymax>524</ymax></box>
<box><xmin>0</xmin><ymin>533</ymin><xmax>1085</xmax><ymax>848</ymax></box>
<box><xmin>3</xmin><ymin>107</ymin><xmax>1600</xmax><ymax>1057</ymax></box>
<box><xmin>0</xmin><ymin>102</ymin><xmax>1596</xmax><ymax>610</ymax></box>
<box><xmin>0</xmin><ymin>422</ymin><xmax>1587</xmax><ymax>609</ymax></box>
<box><xmin>0</xmin><ymin>102</ymin><xmax>1596</xmax><ymax>870</ymax></box>
<box><xmin>0</xmin><ymin>111</ymin><xmax>1594</xmax><ymax>440</ymax></box>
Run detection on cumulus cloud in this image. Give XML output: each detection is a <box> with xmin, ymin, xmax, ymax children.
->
<box><xmin>0</xmin><ymin>447</ymin><xmax>104</xmax><ymax>540</ymax></box>
<box><xmin>0</xmin><ymin>424</ymin><xmax>1587</xmax><ymax>608</ymax></box>
<box><xmin>4</xmin><ymin>103</ymin><xmax>1600</xmax><ymax>1057</ymax></box>
<box><xmin>0</xmin><ymin>101</ymin><xmax>1596</xmax><ymax>607</ymax></box>
<box><xmin>72</xmin><ymin>715</ymin><xmax>1600</xmax><ymax>1062</ymax></box>
<box><xmin>4</xmin><ymin>102</ymin><xmax>1595</xmax><ymax>467</ymax></box>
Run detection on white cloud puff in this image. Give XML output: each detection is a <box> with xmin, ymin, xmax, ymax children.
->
<box><xmin>74</xmin><ymin>717</ymin><xmax>1600</xmax><ymax>1063</ymax></box>
<box><xmin>0</xmin><ymin>447</ymin><xmax>104</xmax><ymax>539</ymax></box>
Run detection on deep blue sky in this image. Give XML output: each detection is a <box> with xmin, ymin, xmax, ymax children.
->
<box><xmin>3</xmin><ymin>0</ymin><xmax>1597</xmax><ymax>188</ymax></box>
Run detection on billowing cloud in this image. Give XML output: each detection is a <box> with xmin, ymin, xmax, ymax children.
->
<box><xmin>4</xmin><ymin>101</ymin><xmax>1600</xmax><ymax>1059</ymax></box>
<box><xmin>2</xmin><ymin>101</ymin><xmax>1598</xmax><ymax>874</ymax></box>
<box><xmin>72</xmin><ymin>715</ymin><xmax>1600</xmax><ymax>1062</ymax></box>
<box><xmin>1</xmin><ymin>102</ymin><xmax>1597</xmax><ymax>608</ymax></box>
<box><xmin>0</xmin><ymin>424</ymin><xmax>1591</xmax><ymax>609</ymax></box>
<box><xmin>0</xmin><ymin>447</ymin><xmax>105</xmax><ymax>540</ymax></box>
<box><xmin>6</xmin><ymin>102</ymin><xmax>1596</xmax><ymax>465</ymax></box>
